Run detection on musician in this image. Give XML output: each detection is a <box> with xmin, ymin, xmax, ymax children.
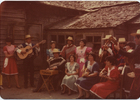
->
<box><xmin>33</xmin><ymin>49</ymin><xmax>66</xmax><ymax>92</ymax></box>
<box><xmin>99</xmin><ymin>35</ymin><xmax>113</xmax><ymax>69</ymax></box>
<box><xmin>60</xmin><ymin>36</ymin><xmax>76</xmax><ymax>61</ymax></box>
<box><xmin>90</xmin><ymin>56</ymin><xmax>120</xmax><ymax>99</ymax></box>
<box><xmin>75</xmin><ymin>52</ymin><xmax>99</xmax><ymax>99</ymax></box>
<box><xmin>15</xmin><ymin>35</ymin><xmax>40</xmax><ymax>88</ymax></box>
<box><xmin>116</xmin><ymin>38</ymin><xmax>126</xmax><ymax>71</ymax></box>
<box><xmin>121</xmin><ymin>42</ymin><xmax>135</xmax><ymax>96</ymax></box>
<box><xmin>114</xmin><ymin>29</ymin><xmax>140</xmax><ymax>99</ymax></box>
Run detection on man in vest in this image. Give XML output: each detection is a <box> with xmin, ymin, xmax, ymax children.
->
<box><xmin>15</xmin><ymin>35</ymin><xmax>40</xmax><ymax>88</ymax></box>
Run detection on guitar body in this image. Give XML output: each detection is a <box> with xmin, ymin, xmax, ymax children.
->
<box><xmin>17</xmin><ymin>46</ymin><xmax>33</xmax><ymax>59</ymax></box>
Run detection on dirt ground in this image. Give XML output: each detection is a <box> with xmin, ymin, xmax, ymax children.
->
<box><xmin>0</xmin><ymin>71</ymin><xmax>78</xmax><ymax>99</ymax></box>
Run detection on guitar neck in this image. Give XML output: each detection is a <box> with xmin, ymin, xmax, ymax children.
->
<box><xmin>29</xmin><ymin>42</ymin><xmax>42</xmax><ymax>50</ymax></box>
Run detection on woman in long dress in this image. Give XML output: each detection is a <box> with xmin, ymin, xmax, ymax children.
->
<box><xmin>75</xmin><ymin>39</ymin><xmax>92</xmax><ymax>77</ymax></box>
<box><xmin>75</xmin><ymin>52</ymin><xmax>99</xmax><ymax>99</ymax></box>
<box><xmin>2</xmin><ymin>37</ymin><xmax>20</xmax><ymax>88</ymax></box>
<box><xmin>61</xmin><ymin>55</ymin><xmax>79</xmax><ymax>95</ymax></box>
<box><xmin>90</xmin><ymin>56</ymin><xmax>120</xmax><ymax>99</ymax></box>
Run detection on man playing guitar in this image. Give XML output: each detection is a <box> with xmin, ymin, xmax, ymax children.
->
<box><xmin>15</xmin><ymin>35</ymin><xmax>40</xmax><ymax>88</ymax></box>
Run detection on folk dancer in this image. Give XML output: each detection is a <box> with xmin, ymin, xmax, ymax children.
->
<box><xmin>2</xmin><ymin>37</ymin><xmax>20</xmax><ymax>88</ymax></box>
<box><xmin>15</xmin><ymin>35</ymin><xmax>40</xmax><ymax>88</ymax></box>
<box><xmin>114</xmin><ymin>29</ymin><xmax>140</xmax><ymax>99</ymax></box>
<box><xmin>75</xmin><ymin>39</ymin><xmax>92</xmax><ymax>77</ymax></box>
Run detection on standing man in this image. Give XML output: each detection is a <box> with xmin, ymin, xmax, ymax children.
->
<box><xmin>60</xmin><ymin>36</ymin><xmax>76</xmax><ymax>61</ymax></box>
<box><xmin>99</xmin><ymin>35</ymin><xmax>114</xmax><ymax>69</ymax></box>
<box><xmin>117</xmin><ymin>38</ymin><xmax>126</xmax><ymax>71</ymax></box>
<box><xmin>114</xmin><ymin>29</ymin><xmax>140</xmax><ymax>99</ymax></box>
<box><xmin>15</xmin><ymin>35</ymin><xmax>40</xmax><ymax>88</ymax></box>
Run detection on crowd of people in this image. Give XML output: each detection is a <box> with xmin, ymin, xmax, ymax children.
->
<box><xmin>0</xmin><ymin>29</ymin><xmax>140</xmax><ymax>99</ymax></box>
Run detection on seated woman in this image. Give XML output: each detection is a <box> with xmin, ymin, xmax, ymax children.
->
<box><xmin>90</xmin><ymin>56</ymin><xmax>120</xmax><ymax>99</ymax></box>
<box><xmin>61</xmin><ymin>55</ymin><xmax>79</xmax><ymax>95</ymax></box>
<box><xmin>75</xmin><ymin>52</ymin><xmax>99</xmax><ymax>99</ymax></box>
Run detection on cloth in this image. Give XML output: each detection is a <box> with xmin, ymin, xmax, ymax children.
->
<box><xmin>2</xmin><ymin>45</ymin><xmax>18</xmax><ymax>75</ymax></box>
<box><xmin>61</xmin><ymin>62</ymin><xmax>79</xmax><ymax>92</ymax></box>
<box><xmin>75</xmin><ymin>61</ymin><xmax>99</xmax><ymax>91</ymax></box>
<box><xmin>75</xmin><ymin>46</ymin><xmax>92</xmax><ymax>77</ymax></box>
<box><xmin>60</xmin><ymin>44</ymin><xmax>76</xmax><ymax>61</ymax></box>
<box><xmin>116</xmin><ymin>54</ymin><xmax>125</xmax><ymax>69</ymax></box>
<box><xmin>90</xmin><ymin>66</ymin><xmax>120</xmax><ymax>99</ymax></box>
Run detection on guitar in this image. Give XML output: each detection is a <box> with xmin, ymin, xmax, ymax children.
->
<box><xmin>100</xmin><ymin>36</ymin><xmax>117</xmax><ymax>62</ymax></box>
<box><xmin>17</xmin><ymin>40</ymin><xmax>46</xmax><ymax>59</ymax></box>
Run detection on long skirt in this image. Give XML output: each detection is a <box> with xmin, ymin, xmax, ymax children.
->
<box><xmin>90</xmin><ymin>81</ymin><xmax>119</xmax><ymax>99</ymax></box>
<box><xmin>2</xmin><ymin>57</ymin><xmax>18</xmax><ymax>75</ymax></box>
<box><xmin>75</xmin><ymin>76</ymin><xmax>98</xmax><ymax>91</ymax></box>
<box><xmin>61</xmin><ymin>75</ymin><xmax>78</xmax><ymax>92</ymax></box>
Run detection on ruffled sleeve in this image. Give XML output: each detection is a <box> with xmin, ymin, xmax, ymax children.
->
<box><xmin>86</xmin><ymin>47</ymin><xmax>92</xmax><ymax>53</ymax></box>
<box><xmin>3</xmin><ymin>46</ymin><xmax>7</xmax><ymax>54</ymax></box>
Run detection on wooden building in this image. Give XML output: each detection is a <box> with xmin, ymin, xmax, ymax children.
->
<box><xmin>0</xmin><ymin>1</ymin><xmax>140</xmax><ymax>71</ymax></box>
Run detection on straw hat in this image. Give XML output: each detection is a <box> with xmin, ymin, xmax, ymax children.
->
<box><xmin>52</xmin><ymin>49</ymin><xmax>60</xmax><ymax>53</ymax></box>
<box><xmin>131</xmin><ymin>29</ymin><xmax>140</xmax><ymax>36</ymax></box>
<box><xmin>118</xmin><ymin>38</ymin><xmax>126</xmax><ymax>43</ymax></box>
<box><xmin>25</xmin><ymin>35</ymin><xmax>32</xmax><ymax>39</ymax></box>
<box><xmin>102</xmin><ymin>35</ymin><xmax>112</xmax><ymax>40</ymax></box>
<box><xmin>66</xmin><ymin>36</ymin><xmax>73</xmax><ymax>41</ymax></box>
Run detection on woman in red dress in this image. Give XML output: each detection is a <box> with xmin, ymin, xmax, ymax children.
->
<box><xmin>90</xmin><ymin>56</ymin><xmax>120</xmax><ymax>99</ymax></box>
<box><xmin>2</xmin><ymin>37</ymin><xmax>20</xmax><ymax>88</ymax></box>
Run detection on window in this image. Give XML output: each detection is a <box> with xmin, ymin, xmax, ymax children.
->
<box><xmin>86</xmin><ymin>36</ymin><xmax>93</xmax><ymax>42</ymax></box>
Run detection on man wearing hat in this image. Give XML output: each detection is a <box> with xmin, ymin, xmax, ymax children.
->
<box><xmin>60</xmin><ymin>36</ymin><xmax>76</xmax><ymax>61</ymax></box>
<box><xmin>115</xmin><ymin>29</ymin><xmax>140</xmax><ymax>99</ymax></box>
<box><xmin>15</xmin><ymin>34</ymin><xmax>40</xmax><ymax>88</ymax></box>
<box><xmin>116</xmin><ymin>38</ymin><xmax>126</xmax><ymax>71</ymax></box>
<box><xmin>99</xmin><ymin>35</ymin><xmax>114</xmax><ymax>69</ymax></box>
<box><xmin>33</xmin><ymin>49</ymin><xmax>66</xmax><ymax>92</ymax></box>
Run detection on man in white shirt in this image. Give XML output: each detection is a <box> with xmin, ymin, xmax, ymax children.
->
<box><xmin>15</xmin><ymin>35</ymin><xmax>40</xmax><ymax>88</ymax></box>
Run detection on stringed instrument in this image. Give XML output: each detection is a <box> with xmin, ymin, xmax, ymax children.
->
<box><xmin>100</xmin><ymin>36</ymin><xmax>117</xmax><ymax>62</ymax></box>
<box><xmin>17</xmin><ymin>40</ymin><xmax>46</xmax><ymax>59</ymax></box>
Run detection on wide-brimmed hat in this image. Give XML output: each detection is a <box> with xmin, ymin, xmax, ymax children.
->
<box><xmin>131</xmin><ymin>29</ymin><xmax>140</xmax><ymax>36</ymax></box>
<box><xmin>25</xmin><ymin>35</ymin><xmax>32</xmax><ymax>39</ymax></box>
<box><xmin>102</xmin><ymin>35</ymin><xmax>112</xmax><ymax>40</ymax></box>
<box><xmin>118</xmin><ymin>38</ymin><xmax>126</xmax><ymax>43</ymax></box>
<box><xmin>52</xmin><ymin>49</ymin><xmax>60</xmax><ymax>53</ymax></box>
<box><xmin>66</xmin><ymin>36</ymin><xmax>73</xmax><ymax>41</ymax></box>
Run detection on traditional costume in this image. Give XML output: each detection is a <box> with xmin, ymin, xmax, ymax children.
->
<box><xmin>90</xmin><ymin>66</ymin><xmax>120</xmax><ymax>99</ymax></box>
